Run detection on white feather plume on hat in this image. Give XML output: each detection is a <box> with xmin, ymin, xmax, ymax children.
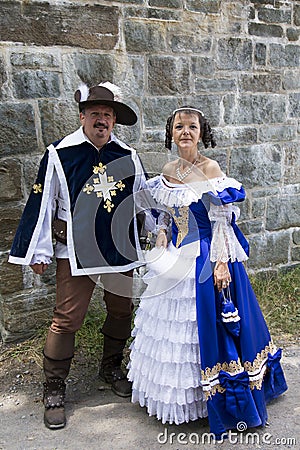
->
<box><xmin>77</xmin><ymin>83</ymin><xmax>90</xmax><ymax>102</ymax></box>
<box><xmin>98</xmin><ymin>81</ymin><xmax>123</xmax><ymax>101</ymax></box>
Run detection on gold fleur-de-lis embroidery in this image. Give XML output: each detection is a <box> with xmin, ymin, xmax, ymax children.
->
<box><xmin>83</xmin><ymin>183</ymin><xmax>94</xmax><ymax>194</ymax></box>
<box><xmin>110</xmin><ymin>190</ymin><xmax>116</xmax><ymax>196</ymax></box>
<box><xmin>116</xmin><ymin>181</ymin><xmax>125</xmax><ymax>191</ymax></box>
<box><xmin>93</xmin><ymin>162</ymin><xmax>106</xmax><ymax>174</ymax></box>
<box><xmin>33</xmin><ymin>183</ymin><xmax>42</xmax><ymax>194</ymax></box>
<box><xmin>104</xmin><ymin>200</ymin><xmax>114</xmax><ymax>213</ymax></box>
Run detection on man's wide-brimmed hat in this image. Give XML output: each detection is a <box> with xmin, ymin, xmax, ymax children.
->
<box><xmin>74</xmin><ymin>81</ymin><xmax>137</xmax><ymax>126</ymax></box>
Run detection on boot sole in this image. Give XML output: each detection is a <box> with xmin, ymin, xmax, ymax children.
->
<box><xmin>99</xmin><ymin>373</ymin><xmax>132</xmax><ymax>398</ymax></box>
<box><xmin>111</xmin><ymin>385</ymin><xmax>132</xmax><ymax>398</ymax></box>
<box><xmin>44</xmin><ymin>414</ymin><xmax>66</xmax><ymax>430</ymax></box>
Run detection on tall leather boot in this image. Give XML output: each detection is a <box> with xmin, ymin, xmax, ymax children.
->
<box><xmin>43</xmin><ymin>330</ymin><xmax>75</xmax><ymax>430</ymax></box>
<box><xmin>99</xmin><ymin>335</ymin><xmax>132</xmax><ymax>398</ymax></box>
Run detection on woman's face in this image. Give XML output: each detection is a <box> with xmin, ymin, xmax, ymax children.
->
<box><xmin>172</xmin><ymin>112</ymin><xmax>201</xmax><ymax>153</ymax></box>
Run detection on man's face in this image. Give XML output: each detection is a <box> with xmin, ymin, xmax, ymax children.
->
<box><xmin>80</xmin><ymin>104</ymin><xmax>116</xmax><ymax>149</ymax></box>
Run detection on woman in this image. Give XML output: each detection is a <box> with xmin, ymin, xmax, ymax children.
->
<box><xmin>128</xmin><ymin>106</ymin><xmax>287</xmax><ymax>439</ymax></box>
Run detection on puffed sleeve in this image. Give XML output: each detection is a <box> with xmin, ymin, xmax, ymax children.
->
<box><xmin>207</xmin><ymin>176</ymin><xmax>249</xmax><ymax>262</ymax></box>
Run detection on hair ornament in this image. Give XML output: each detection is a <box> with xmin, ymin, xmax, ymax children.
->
<box><xmin>172</xmin><ymin>107</ymin><xmax>204</xmax><ymax>116</ymax></box>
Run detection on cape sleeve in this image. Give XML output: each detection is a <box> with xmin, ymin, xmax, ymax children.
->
<box><xmin>8</xmin><ymin>151</ymin><xmax>56</xmax><ymax>265</ymax></box>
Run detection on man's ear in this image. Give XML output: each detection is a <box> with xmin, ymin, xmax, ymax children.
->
<box><xmin>79</xmin><ymin>112</ymin><xmax>85</xmax><ymax>125</ymax></box>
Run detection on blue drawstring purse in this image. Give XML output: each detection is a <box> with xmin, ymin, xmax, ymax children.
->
<box><xmin>221</xmin><ymin>287</ymin><xmax>241</xmax><ymax>337</ymax></box>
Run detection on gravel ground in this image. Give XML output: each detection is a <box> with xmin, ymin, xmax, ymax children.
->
<box><xmin>0</xmin><ymin>342</ymin><xmax>299</xmax><ymax>450</ymax></box>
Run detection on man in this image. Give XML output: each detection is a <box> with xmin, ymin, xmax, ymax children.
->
<box><xmin>9</xmin><ymin>82</ymin><xmax>147</xmax><ymax>429</ymax></box>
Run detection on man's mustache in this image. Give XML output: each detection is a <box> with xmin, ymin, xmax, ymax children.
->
<box><xmin>94</xmin><ymin>122</ymin><xmax>108</xmax><ymax>129</ymax></box>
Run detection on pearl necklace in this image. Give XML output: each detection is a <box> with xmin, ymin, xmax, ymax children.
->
<box><xmin>175</xmin><ymin>155</ymin><xmax>200</xmax><ymax>182</ymax></box>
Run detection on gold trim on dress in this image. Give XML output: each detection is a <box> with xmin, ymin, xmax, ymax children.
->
<box><xmin>167</xmin><ymin>206</ymin><xmax>189</xmax><ymax>247</ymax></box>
<box><xmin>201</xmin><ymin>340</ymin><xmax>277</xmax><ymax>400</ymax></box>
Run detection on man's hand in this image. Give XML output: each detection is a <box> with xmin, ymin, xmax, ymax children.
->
<box><xmin>30</xmin><ymin>263</ymin><xmax>49</xmax><ymax>275</ymax></box>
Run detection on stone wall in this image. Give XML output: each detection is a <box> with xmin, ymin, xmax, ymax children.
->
<box><xmin>0</xmin><ymin>0</ymin><xmax>299</xmax><ymax>342</ymax></box>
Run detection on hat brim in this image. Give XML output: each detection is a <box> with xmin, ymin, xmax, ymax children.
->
<box><xmin>79</xmin><ymin>99</ymin><xmax>137</xmax><ymax>126</ymax></box>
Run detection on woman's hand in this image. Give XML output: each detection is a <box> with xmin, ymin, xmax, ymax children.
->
<box><xmin>214</xmin><ymin>261</ymin><xmax>231</xmax><ymax>291</ymax></box>
<box><xmin>155</xmin><ymin>229</ymin><xmax>168</xmax><ymax>248</ymax></box>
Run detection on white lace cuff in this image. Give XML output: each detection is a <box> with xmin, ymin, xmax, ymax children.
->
<box><xmin>209</xmin><ymin>203</ymin><xmax>248</xmax><ymax>262</ymax></box>
<box><xmin>30</xmin><ymin>255</ymin><xmax>52</xmax><ymax>265</ymax></box>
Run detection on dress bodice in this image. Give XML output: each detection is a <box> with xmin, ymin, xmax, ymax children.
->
<box><xmin>168</xmin><ymin>200</ymin><xmax>211</xmax><ymax>248</ymax></box>
<box><xmin>146</xmin><ymin>175</ymin><xmax>247</xmax><ymax>252</ymax></box>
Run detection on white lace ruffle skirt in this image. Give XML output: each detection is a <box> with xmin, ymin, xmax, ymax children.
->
<box><xmin>128</xmin><ymin>244</ymin><xmax>208</xmax><ymax>425</ymax></box>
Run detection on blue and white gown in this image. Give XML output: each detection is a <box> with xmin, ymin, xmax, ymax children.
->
<box><xmin>128</xmin><ymin>174</ymin><xmax>287</xmax><ymax>439</ymax></box>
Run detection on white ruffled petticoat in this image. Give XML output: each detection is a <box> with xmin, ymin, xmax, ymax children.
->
<box><xmin>127</xmin><ymin>242</ymin><xmax>208</xmax><ymax>425</ymax></box>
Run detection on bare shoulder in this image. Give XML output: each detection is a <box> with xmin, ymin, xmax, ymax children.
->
<box><xmin>200</xmin><ymin>156</ymin><xmax>223</xmax><ymax>179</ymax></box>
<box><xmin>162</xmin><ymin>160</ymin><xmax>178</xmax><ymax>179</ymax></box>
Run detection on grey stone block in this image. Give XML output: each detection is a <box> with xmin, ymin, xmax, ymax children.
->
<box><xmin>266</xmin><ymin>195</ymin><xmax>300</xmax><ymax>230</ymax></box>
<box><xmin>10</xmin><ymin>51</ymin><xmax>59</xmax><ymax>69</ymax></box>
<box><xmin>294</xmin><ymin>4</ymin><xmax>300</xmax><ymax>26</ymax></box>
<box><xmin>39</xmin><ymin>100</ymin><xmax>79</xmax><ymax>147</ymax></box>
<box><xmin>142</xmin><ymin>97</ymin><xmax>178</xmax><ymax>128</ymax></box>
<box><xmin>149</xmin><ymin>0</ymin><xmax>182</xmax><ymax>6</ymax></box>
<box><xmin>239</xmin><ymin>74</ymin><xmax>282</xmax><ymax>93</ymax></box>
<box><xmin>186</xmin><ymin>0</ymin><xmax>221</xmax><ymax>14</ymax></box>
<box><xmin>217</xmin><ymin>38</ymin><xmax>253</xmax><ymax>70</ymax></box>
<box><xmin>257</xmin><ymin>7</ymin><xmax>291</xmax><ymax>24</ymax></box>
<box><xmin>195</xmin><ymin>78</ymin><xmax>236</xmax><ymax>93</ymax></box>
<box><xmin>124</xmin><ymin>21</ymin><xmax>167</xmax><ymax>52</ymax></box>
<box><xmin>0</xmin><ymin>206</ymin><xmax>23</xmax><ymax>252</ymax></box>
<box><xmin>249</xmin><ymin>23</ymin><xmax>283</xmax><ymax>38</ymax></box>
<box><xmin>12</xmin><ymin>70</ymin><xmax>60</xmax><ymax>99</ymax></box>
<box><xmin>247</xmin><ymin>232</ymin><xmax>290</xmax><ymax>269</ymax></box>
<box><xmin>170</xmin><ymin>35</ymin><xmax>212</xmax><ymax>54</ymax></box>
<box><xmin>0</xmin><ymin>289</ymin><xmax>55</xmax><ymax>343</ymax></box>
<box><xmin>73</xmin><ymin>54</ymin><xmax>115</xmax><ymax>89</ymax></box>
<box><xmin>288</xmin><ymin>93</ymin><xmax>300</xmax><ymax>118</ymax></box>
<box><xmin>255</xmin><ymin>43</ymin><xmax>267</xmax><ymax>66</ymax></box>
<box><xmin>0</xmin><ymin>158</ymin><xmax>22</xmax><ymax>202</ymax></box>
<box><xmin>258</xmin><ymin>125</ymin><xmax>297</xmax><ymax>143</ymax></box>
<box><xmin>229</xmin><ymin>144</ymin><xmax>282</xmax><ymax>188</ymax></box>
<box><xmin>292</xmin><ymin>230</ymin><xmax>300</xmax><ymax>245</ymax></box>
<box><xmin>224</xmin><ymin>94</ymin><xmax>287</xmax><ymax>125</ymax></box>
<box><xmin>148</xmin><ymin>56</ymin><xmax>190</xmax><ymax>95</ymax></box>
<box><xmin>0</xmin><ymin>103</ymin><xmax>37</xmax><ymax>157</ymax></box>
<box><xmin>286</xmin><ymin>28</ymin><xmax>300</xmax><ymax>42</ymax></box>
<box><xmin>214</xmin><ymin>126</ymin><xmax>257</xmax><ymax>148</ymax></box>
<box><xmin>269</xmin><ymin>44</ymin><xmax>300</xmax><ymax>67</ymax></box>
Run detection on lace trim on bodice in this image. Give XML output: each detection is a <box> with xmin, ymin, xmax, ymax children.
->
<box><xmin>146</xmin><ymin>174</ymin><xmax>243</xmax><ymax>208</ymax></box>
<box><xmin>147</xmin><ymin>175</ymin><xmax>248</xmax><ymax>263</ymax></box>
